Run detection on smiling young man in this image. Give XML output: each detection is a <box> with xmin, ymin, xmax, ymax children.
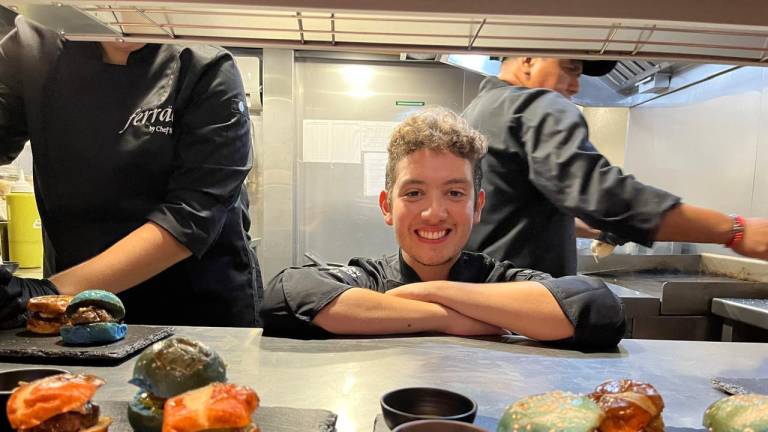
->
<box><xmin>261</xmin><ymin>108</ymin><xmax>625</xmax><ymax>349</ymax></box>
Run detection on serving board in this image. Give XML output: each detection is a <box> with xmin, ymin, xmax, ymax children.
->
<box><xmin>99</xmin><ymin>401</ymin><xmax>337</xmax><ymax>432</ymax></box>
<box><xmin>0</xmin><ymin>325</ymin><xmax>173</xmax><ymax>364</ymax></box>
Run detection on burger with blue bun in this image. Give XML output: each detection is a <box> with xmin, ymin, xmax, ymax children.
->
<box><xmin>60</xmin><ymin>290</ymin><xmax>127</xmax><ymax>345</ymax></box>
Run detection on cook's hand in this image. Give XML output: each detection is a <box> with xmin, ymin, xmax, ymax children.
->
<box><xmin>442</xmin><ymin>307</ymin><xmax>506</xmax><ymax>336</ymax></box>
<box><xmin>731</xmin><ymin>218</ymin><xmax>768</xmax><ymax>260</ymax></box>
<box><xmin>0</xmin><ymin>269</ymin><xmax>59</xmax><ymax>328</ymax></box>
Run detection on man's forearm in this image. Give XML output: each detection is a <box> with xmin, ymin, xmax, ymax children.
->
<box><xmin>414</xmin><ymin>281</ymin><xmax>575</xmax><ymax>341</ymax></box>
<box><xmin>655</xmin><ymin>203</ymin><xmax>732</xmax><ymax>243</ymax></box>
<box><xmin>312</xmin><ymin>288</ymin><xmax>501</xmax><ymax>336</ymax></box>
<box><xmin>50</xmin><ymin>221</ymin><xmax>192</xmax><ymax>295</ymax></box>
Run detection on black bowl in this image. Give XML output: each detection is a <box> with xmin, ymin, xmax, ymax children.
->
<box><xmin>381</xmin><ymin>387</ymin><xmax>477</xmax><ymax>429</ymax></box>
<box><xmin>393</xmin><ymin>419</ymin><xmax>489</xmax><ymax>432</ymax></box>
<box><xmin>0</xmin><ymin>368</ymin><xmax>69</xmax><ymax>430</ymax></box>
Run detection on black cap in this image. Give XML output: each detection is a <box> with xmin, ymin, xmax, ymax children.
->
<box><xmin>581</xmin><ymin>60</ymin><xmax>617</xmax><ymax>77</ymax></box>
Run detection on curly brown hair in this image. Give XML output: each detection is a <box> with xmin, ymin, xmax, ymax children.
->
<box><xmin>385</xmin><ymin>107</ymin><xmax>487</xmax><ymax>203</ymax></box>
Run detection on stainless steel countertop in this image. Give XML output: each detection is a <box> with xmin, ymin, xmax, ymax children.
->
<box><xmin>2</xmin><ymin>327</ymin><xmax>766</xmax><ymax>432</ymax></box>
<box><xmin>712</xmin><ymin>298</ymin><xmax>768</xmax><ymax>330</ymax></box>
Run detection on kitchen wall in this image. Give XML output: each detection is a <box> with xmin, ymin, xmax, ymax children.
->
<box><xmin>624</xmin><ymin>66</ymin><xmax>768</xmax><ymax>255</ymax></box>
<box><xmin>582</xmin><ymin>107</ymin><xmax>629</xmax><ymax>167</ymax></box>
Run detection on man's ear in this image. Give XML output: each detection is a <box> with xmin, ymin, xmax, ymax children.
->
<box><xmin>379</xmin><ymin>190</ymin><xmax>394</xmax><ymax>226</ymax></box>
<box><xmin>473</xmin><ymin>189</ymin><xmax>486</xmax><ymax>224</ymax></box>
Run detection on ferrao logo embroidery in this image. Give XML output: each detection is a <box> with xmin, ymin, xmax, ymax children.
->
<box><xmin>118</xmin><ymin>106</ymin><xmax>175</xmax><ymax>135</ymax></box>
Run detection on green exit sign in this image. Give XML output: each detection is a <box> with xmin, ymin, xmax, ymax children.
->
<box><xmin>395</xmin><ymin>100</ymin><xmax>425</xmax><ymax>106</ymax></box>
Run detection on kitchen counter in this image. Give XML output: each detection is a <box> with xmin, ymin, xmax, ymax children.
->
<box><xmin>13</xmin><ymin>267</ymin><xmax>43</xmax><ymax>279</ymax></box>
<box><xmin>1</xmin><ymin>327</ymin><xmax>765</xmax><ymax>431</ymax></box>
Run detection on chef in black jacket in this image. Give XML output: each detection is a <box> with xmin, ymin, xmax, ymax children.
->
<box><xmin>0</xmin><ymin>16</ymin><xmax>261</xmax><ymax>327</ymax></box>
<box><xmin>463</xmin><ymin>57</ymin><xmax>768</xmax><ymax>277</ymax></box>
<box><xmin>262</xmin><ymin>107</ymin><xmax>625</xmax><ymax>349</ymax></box>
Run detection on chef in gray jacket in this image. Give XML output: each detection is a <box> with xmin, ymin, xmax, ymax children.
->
<box><xmin>463</xmin><ymin>57</ymin><xmax>768</xmax><ymax>277</ymax></box>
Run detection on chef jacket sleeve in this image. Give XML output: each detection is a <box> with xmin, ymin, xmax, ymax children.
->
<box><xmin>519</xmin><ymin>91</ymin><xmax>681</xmax><ymax>246</ymax></box>
<box><xmin>538</xmin><ymin>276</ymin><xmax>625</xmax><ymax>349</ymax></box>
<box><xmin>147</xmin><ymin>52</ymin><xmax>252</xmax><ymax>257</ymax></box>
<box><xmin>261</xmin><ymin>264</ymin><xmax>376</xmax><ymax>337</ymax></box>
<box><xmin>0</xmin><ymin>28</ymin><xmax>31</xmax><ymax>164</ymax></box>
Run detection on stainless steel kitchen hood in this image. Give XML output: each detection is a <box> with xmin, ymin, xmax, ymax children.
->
<box><xmin>4</xmin><ymin>0</ymin><xmax>768</xmax><ymax>67</ymax></box>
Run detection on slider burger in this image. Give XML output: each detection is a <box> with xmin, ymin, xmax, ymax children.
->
<box><xmin>128</xmin><ymin>337</ymin><xmax>227</xmax><ymax>432</ymax></box>
<box><xmin>6</xmin><ymin>373</ymin><xmax>111</xmax><ymax>432</ymax></box>
<box><xmin>589</xmin><ymin>379</ymin><xmax>665</xmax><ymax>432</ymax></box>
<box><xmin>26</xmin><ymin>295</ymin><xmax>73</xmax><ymax>335</ymax></box>
<box><xmin>703</xmin><ymin>393</ymin><xmax>768</xmax><ymax>432</ymax></box>
<box><xmin>162</xmin><ymin>383</ymin><xmax>260</xmax><ymax>432</ymax></box>
<box><xmin>60</xmin><ymin>290</ymin><xmax>127</xmax><ymax>345</ymax></box>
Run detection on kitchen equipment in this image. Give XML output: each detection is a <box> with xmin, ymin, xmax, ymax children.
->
<box><xmin>381</xmin><ymin>387</ymin><xmax>477</xmax><ymax>429</ymax></box>
<box><xmin>6</xmin><ymin>170</ymin><xmax>42</xmax><ymax>268</ymax></box>
<box><xmin>578</xmin><ymin>254</ymin><xmax>768</xmax><ymax>340</ymax></box>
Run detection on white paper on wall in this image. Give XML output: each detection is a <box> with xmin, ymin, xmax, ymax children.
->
<box><xmin>359</xmin><ymin>121</ymin><xmax>399</xmax><ymax>152</ymax></box>
<box><xmin>303</xmin><ymin>120</ymin><xmax>398</xmax><ymax>163</ymax></box>
<box><xmin>330</xmin><ymin>121</ymin><xmax>363</xmax><ymax>163</ymax></box>
<box><xmin>363</xmin><ymin>151</ymin><xmax>388</xmax><ymax>197</ymax></box>
<box><xmin>302</xmin><ymin>120</ymin><xmax>332</xmax><ymax>162</ymax></box>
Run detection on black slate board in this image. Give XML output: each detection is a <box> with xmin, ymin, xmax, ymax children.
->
<box><xmin>373</xmin><ymin>414</ymin><xmax>704</xmax><ymax>432</ymax></box>
<box><xmin>99</xmin><ymin>401</ymin><xmax>337</xmax><ymax>432</ymax></box>
<box><xmin>712</xmin><ymin>377</ymin><xmax>768</xmax><ymax>395</ymax></box>
<box><xmin>0</xmin><ymin>325</ymin><xmax>173</xmax><ymax>365</ymax></box>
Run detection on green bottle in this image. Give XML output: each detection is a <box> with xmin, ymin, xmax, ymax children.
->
<box><xmin>6</xmin><ymin>170</ymin><xmax>42</xmax><ymax>268</ymax></box>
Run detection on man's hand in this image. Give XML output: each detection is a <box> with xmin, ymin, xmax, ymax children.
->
<box><xmin>0</xmin><ymin>269</ymin><xmax>58</xmax><ymax>328</ymax></box>
<box><xmin>386</xmin><ymin>283</ymin><xmax>504</xmax><ymax>336</ymax></box>
<box><xmin>441</xmin><ymin>307</ymin><xmax>506</xmax><ymax>336</ymax></box>
<box><xmin>731</xmin><ymin>218</ymin><xmax>768</xmax><ymax>260</ymax></box>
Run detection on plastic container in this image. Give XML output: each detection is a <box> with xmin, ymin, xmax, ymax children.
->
<box><xmin>6</xmin><ymin>170</ymin><xmax>42</xmax><ymax>268</ymax></box>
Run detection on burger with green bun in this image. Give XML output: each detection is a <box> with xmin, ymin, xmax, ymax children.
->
<box><xmin>127</xmin><ymin>337</ymin><xmax>227</xmax><ymax>432</ymax></box>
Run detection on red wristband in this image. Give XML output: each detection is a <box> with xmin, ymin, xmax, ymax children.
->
<box><xmin>725</xmin><ymin>215</ymin><xmax>746</xmax><ymax>248</ymax></box>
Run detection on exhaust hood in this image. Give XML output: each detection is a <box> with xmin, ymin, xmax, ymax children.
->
<box><xmin>4</xmin><ymin>1</ymin><xmax>768</xmax><ymax>67</ymax></box>
<box><xmin>1</xmin><ymin>1</ymin><xmax>761</xmax><ymax>107</ymax></box>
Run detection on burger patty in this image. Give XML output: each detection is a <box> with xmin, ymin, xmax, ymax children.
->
<box><xmin>68</xmin><ymin>306</ymin><xmax>115</xmax><ymax>325</ymax></box>
<box><xmin>26</xmin><ymin>402</ymin><xmax>99</xmax><ymax>432</ymax></box>
<box><xmin>30</xmin><ymin>312</ymin><xmax>67</xmax><ymax>324</ymax></box>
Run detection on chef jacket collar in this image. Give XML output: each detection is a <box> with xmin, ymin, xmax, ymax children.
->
<box><xmin>386</xmin><ymin>250</ymin><xmax>489</xmax><ymax>288</ymax></box>
<box><xmin>81</xmin><ymin>42</ymin><xmax>161</xmax><ymax>65</ymax></box>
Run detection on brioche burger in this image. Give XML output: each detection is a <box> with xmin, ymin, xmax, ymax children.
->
<box><xmin>6</xmin><ymin>373</ymin><xmax>111</xmax><ymax>432</ymax></box>
<box><xmin>26</xmin><ymin>295</ymin><xmax>73</xmax><ymax>335</ymax></box>
<box><xmin>60</xmin><ymin>290</ymin><xmax>127</xmax><ymax>345</ymax></box>
<box><xmin>162</xmin><ymin>383</ymin><xmax>259</xmax><ymax>432</ymax></box>
<box><xmin>128</xmin><ymin>337</ymin><xmax>227</xmax><ymax>432</ymax></box>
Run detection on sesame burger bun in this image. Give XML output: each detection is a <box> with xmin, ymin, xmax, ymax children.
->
<box><xmin>26</xmin><ymin>295</ymin><xmax>73</xmax><ymax>335</ymax></box>
<box><xmin>6</xmin><ymin>373</ymin><xmax>111</xmax><ymax>431</ymax></box>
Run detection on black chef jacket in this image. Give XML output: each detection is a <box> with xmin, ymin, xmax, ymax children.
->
<box><xmin>262</xmin><ymin>251</ymin><xmax>625</xmax><ymax>349</ymax></box>
<box><xmin>0</xmin><ymin>17</ymin><xmax>262</xmax><ymax>326</ymax></box>
<box><xmin>462</xmin><ymin>77</ymin><xmax>682</xmax><ymax>277</ymax></box>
